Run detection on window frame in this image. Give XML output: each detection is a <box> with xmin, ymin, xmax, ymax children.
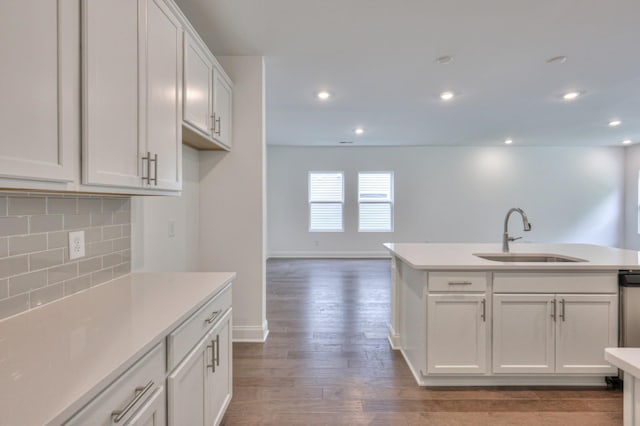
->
<box><xmin>308</xmin><ymin>171</ymin><xmax>345</xmax><ymax>232</ymax></box>
<box><xmin>358</xmin><ymin>171</ymin><xmax>394</xmax><ymax>233</ymax></box>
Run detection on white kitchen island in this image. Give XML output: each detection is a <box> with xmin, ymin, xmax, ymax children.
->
<box><xmin>385</xmin><ymin>243</ymin><xmax>640</xmax><ymax>386</ymax></box>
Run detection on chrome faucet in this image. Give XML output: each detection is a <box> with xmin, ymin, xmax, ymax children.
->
<box><xmin>503</xmin><ymin>208</ymin><xmax>532</xmax><ymax>252</ymax></box>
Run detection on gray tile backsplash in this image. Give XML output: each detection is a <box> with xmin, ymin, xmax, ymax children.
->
<box><xmin>0</xmin><ymin>194</ymin><xmax>132</xmax><ymax>320</ymax></box>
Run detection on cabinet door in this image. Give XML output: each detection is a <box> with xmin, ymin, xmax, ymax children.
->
<box><xmin>493</xmin><ymin>294</ymin><xmax>555</xmax><ymax>374</ymax></box>
<box><xmin>207</xmin><ymin>310</ymin><xmax>233</xmax><ymax>426</ymax></box>
<box><xmin>0</xmin><ymin>0</ymin><xmax>77</xmax><ymax>182</ymax></box>
<box><xmin>125</xmin><ymin>386</ymin><xmax>166</xmax><ymax>426</ymax></box>
<box><xmin>145</xmin><ymin>0</ymin><xmax>182</xmax><ymax>191</ymax></box>
<box><xmin>426</xmin><ymin>294</ymin><xmax>487</xmax><ymax>374</ymax></box>
<box><xmin>82</xmin><ymin>0</ymin><xmax>144</xmax><ymax>188</ymax></box>
<box><xmin>167</xmin><ymin>332</ymin><xmax>211</xmax><ymax>426</ymax></box>
<box><xmin>556</xmin><ymin>294</ymin><xmax>618</xmax><ymax>374</ymax></box>
<box><xmin>212</xmin><ymin>67</ymin><xmax>233</xmax><ymax>149</ymax></box>
<box><xmin>184</xmin><ymin>34</ymin><xmax>214</xmax><ymax>136</ymax></box>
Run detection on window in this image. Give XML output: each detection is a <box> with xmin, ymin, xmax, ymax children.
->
<box><xmin>358</xmin><ymin>172</ymin><xmax>394</xmax><ymax>232</ymax></box>
<box><xmin>309</xmin><ymin>172</ymin><xmax>344</xmax><ymax>232</ymax></box>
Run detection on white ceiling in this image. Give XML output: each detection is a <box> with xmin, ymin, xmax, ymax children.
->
<box><xmin>175</xmin><ymin>0</ymin><xmax>640</xmax><ymax>147</ymax></box>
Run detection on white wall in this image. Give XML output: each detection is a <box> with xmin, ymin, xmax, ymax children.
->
<box><xmin>199</xmin><ymin>56</ymin><xmax>267</xmax><ymax>341</ymax></box>
<box><xmin>625</xmin><ymin>144</ymin><xmax>640</xmax><ymax>250</ymax></box>
<box><xmin>132</xmin><ymin>145</ymin><xmax>200</xmax><ymax>272</ymax></box>
<box><xmin>268</xmin><ymin>146</ymin><xmax>625</xmax><ymax>257</ymax></box>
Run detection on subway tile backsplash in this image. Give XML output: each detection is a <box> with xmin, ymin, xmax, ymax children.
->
<box><xmin>0</xmin><ymin>193</ymin><xmax>131</xmax><ymax>320</ymax></box>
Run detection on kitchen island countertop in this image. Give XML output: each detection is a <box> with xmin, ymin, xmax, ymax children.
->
<box><xmin>384</xmin><ymin>243</ymin><xmax>640</xmax><ymax>271</ymax></box>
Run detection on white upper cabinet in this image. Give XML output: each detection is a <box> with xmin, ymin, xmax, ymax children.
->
<box><xmin>181</xmin><ymin>26</ymin><xmax>233</xmax><ymax>152</ymax></box>
<box><xmin>212</xmin><ymin>67</ymin><xmax>233</xmax><ymax>150</ymax></box>
<box><xmin>146</xmin><ymin>0</ymin><xmax>183</xmax><ymax>191</ymax></box>
<box><xmin>83</xmin><ymin>0</ymin><xmax>182</xmax><ymax>191</ymax></box>
<box><xmin>183</xmin><ymin>34</ymin><xmax>214</xmax><ymax>137</ymax></box>
<box><xmin>0</xmin><ymin>0</ymin><xmax>78</xmax><ymax>183</ymax></box>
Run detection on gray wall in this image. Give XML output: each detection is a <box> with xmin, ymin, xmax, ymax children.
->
<box><xmin>268</xmin><ymin>145</ymin><xmax>625</xmax><ymax>257</ymax></box>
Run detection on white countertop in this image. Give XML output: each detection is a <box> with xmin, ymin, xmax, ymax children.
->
<box><xmin>0</xmin><ymin>271</ymin><xmax>235</xmax><ymax>426</ymax></box>
<box><xmin>605</xmin><ymin>348</ymin><xmax>640</xmax><ymax>378</ymax></box>
<box><xmin>384</xmin><ymin>243</ymin><xmax>640</xmax><ymax>270</ymax></box>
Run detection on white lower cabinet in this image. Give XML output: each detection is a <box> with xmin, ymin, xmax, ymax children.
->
<box><xmin>65</xmin><ymin>342</ymin><xmax>166</xmax><ymax>426</ymax></box>
<box><xmin>168</xmin><ymin>308</ymin><xmax>232</xmax><ymax>426</ymax></box>
<box><xmin>555</xmin><ymin>294</ymin><xmax>618</xmax><ymax>374</ymax></box>
<box><xmin>426</xmin><ymin>294</ymin><xmax>488</xmax><ymax>374</ymax></box>
<box><xmin>493</xmin><ymin>293</ymin><xmax>618</xmax><ymax>375</ymax></box>
<box><xmin>493</xmin><ymin>294</ymin><xmax>556</xmax><ymax>373</ymax></box>
<box><xmin>166</xmin><ymin>283</ymin><xmax>232</xmax><ymax>426</ymax></box>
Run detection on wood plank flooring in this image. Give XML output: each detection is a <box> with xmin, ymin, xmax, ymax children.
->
<box><xmin>221</xmin><ymin>258</ymin><xmax>622</xmax><ymax>425</ymax></box>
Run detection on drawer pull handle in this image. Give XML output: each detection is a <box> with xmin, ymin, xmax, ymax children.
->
<box><xmin>111</xmin><ymin>380</ymin><xmax>154</xmax><ymax>423</ymax></box>
<box><xmin>448</xmin><ymin>281</ymin><xmax>472</xmax><ymax>285</ymax></box>
<box><xmin>559</xmin><ymin>298</ymin><xmax>566</xmax><ymax>321</ymax></box>
<box><xmin>205</xmin><ymin>310</ymin><xmax>221</xmax><ymax>325</ymax></box>
<box><xmin>207</xmin><ymin>342</ymin><xmax>215</xmax><ymax>372</ymax></box>
<box><xmin>215</xmin><ymin>334</ymin><xmax>220</xmax><ymax>367</ymax></box>
<box><xmin>481</xmin><ymin>299</ymin><xmax>486</xmax><ymax>322</ymax></box>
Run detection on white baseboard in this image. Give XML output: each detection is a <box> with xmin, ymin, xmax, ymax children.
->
<box><xmin>387</xmin><ymin>324</ymin><xmax>401</xmax><ymax>349</ymax></box>
<box><xmin>268</xmin><ymin>250</ymin><xmax>391</xmax><ymax>259</ymax></box>
<box><xmin>233</xmin><ymin>320</ymin><xmax>269</xmax><ymax>342</ymax></box>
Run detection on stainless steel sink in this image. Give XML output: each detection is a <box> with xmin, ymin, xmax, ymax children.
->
<box><xmin>473</xmin><ymin>253</ymin><xmax>587</xmax><ymax>263</ymax></box>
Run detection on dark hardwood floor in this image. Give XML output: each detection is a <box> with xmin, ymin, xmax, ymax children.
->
<box><xmin>221</xmin><ymin>258</ymin><xmax>622</xmax><ymax>425</ymax></box>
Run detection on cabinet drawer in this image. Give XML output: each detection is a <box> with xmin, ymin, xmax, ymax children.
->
<box><xmin>65</xmin><ymin>341</ymin><xmax>165</xmax><ymax>425</ymax></box>
<box><xmin>493</xmin><ymin>272</ymin><xmax>618</xmax><ymax>293</ymax></box>
<box><xmin>167</xmin><ymin>283</ymin><xmax>232</xmax><ymax>371</ymax></box>
<box><xmin>428</xmin><ymin>272</ymin><xmax>488</xmax><ymax>292</ymax></box>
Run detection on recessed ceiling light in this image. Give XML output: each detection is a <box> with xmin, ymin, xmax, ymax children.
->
<box><xmin>562</xmin><ymin>91</ymin><xmax>582</xmax><ymax>101</ymax></box>
<box><xmin>436</xmin><ymin>55</ymin><xmax>453</xmax><ymax>64</ymax></box>
<box><xmin>504</xmin><ymin>139</ymin><xmax>513</xmax><ymax>145</ymax></box>
<box><xmin>608</xmin><ymin>120</ymin><xmax>622</xmax><ymax>127</ymax></box>
<box><xmin>354</xmin><ymin>127</ymin><xmax>364</xmax><ymax>135</ymax></box>
<box><xmin>623</xmin><ymin>139</ymin><xmax>632</xmax><ymax>145</ymax></box>
<box><xmin>317</xmin><ymin>91</ymin><xmax>330</xmax><ymax>100</ymax></box>
<box><xmin>440</xmin><ymin>91</ymin><xmax>455</xmax><ymax>101</ymax></box>
<box><xmin>547</xmin><ymin>55</ymin><xmax>567</xmax><ymax>64</ymax></box>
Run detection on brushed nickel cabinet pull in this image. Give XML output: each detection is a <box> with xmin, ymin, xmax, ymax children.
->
<box><xmin>141</xmin><ymin>152</ymin><xmax>151</xmax><ymax>183</ymax></box>
<box><xmin>204</xmin><ymin>310</ymin><xmax>221</xmax><ymax>325</ymax></box>
<box><xmin>560</xmin><ymin>298</ymin><xmax>566</xmax><ymax>321</ymax></box>
<box><xmin>215</xmin><ymin>116</ymin><xmax>221</xmax><ymax>136</ymax></box>
<box><xmin>481</xmin><ymin>299</ymin><xmax>486</xmax><ymax>322</ymax></box>
<box><xmin>551</xmin><ymin>299</ymin><xmax>556</xmax><ymax>321</ymax></box>
<box><xmin>111</xmin><ymin>380</ymin><xmax>154</xmax><ymax>423</ymax></box>
<box><xmin>148</xmin><ymin>153</ymin><xmax>158</xmax><ymax>186</ymax></box>
<box><xmin>211</xmin><ymin>113</ymin><xmax>216</xmax><ymax>132</ymax></box>
<box><xmin>207</xmin><ymin>342</ymin><xmax>215</xmax><ymax>372</ymax></box>
<box><xmin>215</xmin><ymin>334</ymin><xmax>220</xmax><ymax>366</ymax></box>
<box><xmin>448</xmin><ymin>281</ymin><xmax>472</xmax><ymax>285</ymax></box>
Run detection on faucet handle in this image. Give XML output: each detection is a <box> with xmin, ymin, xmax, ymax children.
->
<box><xmin>509</xmin><ymin>236</ymin><xmax>522</xmax><ymax>242</ymax></box>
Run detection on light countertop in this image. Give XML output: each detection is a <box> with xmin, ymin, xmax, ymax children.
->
<box><xmin>384</xmin><ymin>243</ymin><xmax>640</xmax><ymax>270</ymax></box>
<box><xmin>605</xmin><ymin>348</ymin><xmax>640</xmax><ymax>378</ymax></box>
<box><xmin>0</xmin><ymin>271</ymin><xmax>235</xmax><ymax>426</ymax></box>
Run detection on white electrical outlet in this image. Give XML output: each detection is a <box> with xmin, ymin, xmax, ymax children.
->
<box><xmin>68</xmin><ymin>230</ymin><xmax>85</xmax><ymax>260</ymax></box>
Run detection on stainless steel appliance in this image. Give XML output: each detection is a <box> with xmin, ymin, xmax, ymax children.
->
<box><xmin>620</xmin><ymin>271</ymin><xmax>640</xmax><ymax>347</ymax></box>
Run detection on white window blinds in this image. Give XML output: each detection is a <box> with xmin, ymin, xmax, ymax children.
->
<box><xmin>358</xmin><ymin>172</ymin><xmax>393</xmax><ymax>232</ymax></box>
<box><xmin>309</xmin><ymin>172</ymin><xmax>344</xmax><ymax>232</ymax></box>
